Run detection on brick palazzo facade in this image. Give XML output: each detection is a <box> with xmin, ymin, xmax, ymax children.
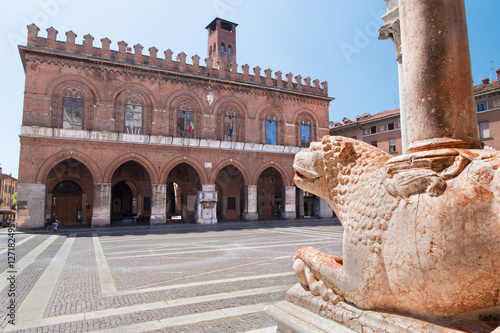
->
<box><xmin>330</xmin><ymin>69</ymin><xmax>500</xmax><ymax>155</ymax></box>
<box><xmin>16</xmin><ymin>18</ymin><xmax>333</xmax><ymax>229</ymax></box>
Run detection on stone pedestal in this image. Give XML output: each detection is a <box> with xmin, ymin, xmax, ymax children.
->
<box><xmin>150</xmin><ymin>184</ymin><xmax>167</xmax><ymax>225</ymax></box>
<box><xmin>266</xmin><ymin>284</ymin><xmax>500</xmax><ymax>333</ymax></box>
<box><xmin>16</xmin><ymin>183</ymin><xmax>46</xmax><ymax>229</ymax></box>
<box><xmin>244</xmin><ymin>185</ymin><xmax>259</xmax><ymax>221</ymax></box>
<box><xmin>91</xmin><ymin>183</ymin><xmax>111</xmax><ymax>227</ymax></box>
<box><xmin>196</xmin><ymin>184</ymin><xmax>217</xmax><ymax>224</ymax></box>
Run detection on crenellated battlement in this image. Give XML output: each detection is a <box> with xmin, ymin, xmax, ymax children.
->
<box><xmin>25</xmin><ymin>24</ymin><xmax>329</xmax><ymax>96</ymax></box>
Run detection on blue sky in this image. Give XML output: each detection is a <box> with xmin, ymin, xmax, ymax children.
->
<box><xmin>1</xmin><ymin>0</ymin><xmax>499</xmax><ymax>178</ymax></box>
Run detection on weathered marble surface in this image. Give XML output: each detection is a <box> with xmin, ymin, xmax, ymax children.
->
<box><xmin>292</xmin><ymin>136</ymin><xmax>500</xmax><ymax>319</ymax></box>
<box><xmin>269</xmin><ymin>284</ymin><xmax>500</xmax><ymax>333</ymax></box>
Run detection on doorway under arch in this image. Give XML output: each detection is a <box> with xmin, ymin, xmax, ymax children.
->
<box><xmin>51</xmin><ymin>180</ymin><xmax>83</xmax><ymax>225</ymax></box>
<box><xmin>166</xmin><ymin>163</ymin><xmax>200</xmax><ymax>223</ymax></box>
<box><xmin>110</xmin><ymin>161</ymin><xmax>151</xmax><ymax>225</ymax></box>
<box><xmin>111</xmin><ymin>181</ymin><xmax>138</xmax><ymax>222</ymax></box>
<box><xmin>46</xmin><ymin>158</ymin><xmax>93</xmax><ymax>226</ymax></box>
<box><xmin>257</xmin><ymin>167</ymin><xmax>284</xmax><ymax>219</ymax></box>
<box><xmin>215</xmin><ymin>165</ymin><xmax>244</xmax><ymax>221</ymax></box>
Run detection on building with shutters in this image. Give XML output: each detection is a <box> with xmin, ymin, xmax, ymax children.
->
<box><xmin>16</xmin><ymin>18</ymin><xmax>333</xmax><ymax>229</ymax></box>
<box><xmin>330</xmin><ymin>69</ymin><xmax>500</xmax><ymax>155</ymax></box>
<box><xmin>0</xmin><ymin>167</ymin><xmax>17</xmax><ymax>225</ymax></box>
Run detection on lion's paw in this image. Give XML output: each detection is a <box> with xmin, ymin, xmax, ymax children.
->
<box><xmin>293</xmin><ymin>258</ymin><xmax>343</xmax><ymax>305</ymax></box>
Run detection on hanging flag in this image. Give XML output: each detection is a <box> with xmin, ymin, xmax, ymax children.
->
<box><xmin>187</xmin><ymin>117</ymin><xmax>194</xmax><ymax>132</ymax></box>
<box><xmin>228</xmin><ymin>120</ymin><xmax>233</xmax><ymax>137</ymax></box>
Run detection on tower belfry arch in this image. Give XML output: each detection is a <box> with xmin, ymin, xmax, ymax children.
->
<box><xmin>206</xmin><ymin>17</ymin><xmax>238</xmax><ymax>66</ymax></box>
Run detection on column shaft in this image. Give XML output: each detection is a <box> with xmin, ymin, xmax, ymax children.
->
<box><xmin>400</xmin><ymin>0</ymin><xmax>481</xmax><ymax>151</ymax></box>
<box><xmin>244</xmin><ymin>185</ymin><xmax>258</xmax><ymax>221</ymax></box>
<box><xmin>151</xmin><ymin>184</ymin><xmax>167</xmax><ymax>225</ymax></box>
<box><xmin>92</xmin><ymin>183</ymin><xmax>111</xmax><ymax>227</ymax></box>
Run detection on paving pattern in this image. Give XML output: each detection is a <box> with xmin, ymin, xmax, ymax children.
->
<box><xmin>0</xmin><ymin>220</ymin><xmax>343</xmax><ymax>332</ymax></box>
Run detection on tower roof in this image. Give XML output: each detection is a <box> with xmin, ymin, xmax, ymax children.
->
<box><xmin>205</xmin><ymin>17</ymin><xmax>238</xmax><ymax>30</ymax></box>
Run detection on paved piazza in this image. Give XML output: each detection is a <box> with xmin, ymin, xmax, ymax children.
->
<box><xmin>0</xmin><ymin>220</ymin><xmax>343</xmax><ymax>332</ymax></box>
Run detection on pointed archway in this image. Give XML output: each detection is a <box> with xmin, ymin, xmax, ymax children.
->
<box><xmin>46</xmin><ymin>158</ymin><xmax>93</xmax><ymax>226</ymax></box>
<box><xmin>257</xmin><ymin>167</ymin><xmax>284</xmax><ymax>219</ymax></box>
<box><xmin>166</xmin><ymin>163</ymin><xmax>200</xmax><ymax>223</ymax></box>
<box><xmin>110</xmin><ymin>161</ymin><xmax>151</xmax><ymax>225</ymax></box>
<box><xmin>215</xmin><ymin>164</ymin><xmax>245</xmax><ymax>221</ymax></box>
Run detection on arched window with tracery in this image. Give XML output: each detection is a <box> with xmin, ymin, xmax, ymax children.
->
<box><xmin>63</xmin><ymin>87</ymin><xmax>84</xmax><ymax>130</ymax></box>
<box><xmin>177</xmin><ymin>101</ymin><xmax>194</xmax><ymax>137</ymax></box>
<box><xmin>124</xmin><ymin>95</ymin><xmax>143</xmax><ymax>134</ymax></box>
<box><xmin>300</xmin><ymin>117</ymin><xmax>312</xmax><ymax>147</ymax></box>
<box><xmin>228</xmin><ymin>45</ymin><xmax>233</xmax><ymax>54</ymax></box>
<box><xmin>223</xmin><ymin>106</ymin><xmax>237</xmax><ymax>141</ymax></box>
<box><xmin>221</xmin><ymin>42</ymin><xmax>226</xmax><ymax>53</ymax></box>
<box><xmin>265</xmin><ymin>113</ymin><xmax>278</xmax><ymax>145</ymax></box>
<box><xmin>209</xmin><ymin>45</ymin><xmax>213</xmax><ymax>56</ymax></box>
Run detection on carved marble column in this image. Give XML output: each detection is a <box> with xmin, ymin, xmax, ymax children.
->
<box><xmin>91</xmin><ymin>183</ymin><xmax>111</xmax><ymax>227</ymax></box>
<box><xmin>400</xmin><ymin>0</ymin><xmax>481</xmax><ymax>152</ymax></box>
<box><xmin>243</xmin><ymin>185</ymin><xmax>258</xmax><ymax>221</ymax></box>
<box><xmin>379</xmin><ymin>0</ymin><xmax>409</xmax><ymax>153</ymax></box>
<box><xmin>150</xmin><ymin>184</ymin><xmax>167</xmax><ymax>225</ymax></box>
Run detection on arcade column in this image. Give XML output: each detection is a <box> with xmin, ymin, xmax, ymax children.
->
<box><xmin>150</xmin><ymin>184</ymin><xmax>167</xmax><ymax>225</ymax></box>
<box><xmin>91</xmin><ymin>183</ymin><xmax>111</xmax><ymax>227</ymax></box>
<box><xmin>243</xmin><ymin>185</ymin><xmax>258</xmax><ymax>221</ymax></box>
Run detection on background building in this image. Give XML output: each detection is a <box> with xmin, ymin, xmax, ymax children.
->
<box><xmin>331</xmin><ymin>69</ymin><xmax>500</xmax><ymax>154</ymax></box>
<box><xmin>0</xmin><ymin>167</ymin><xmax>17</xmax><ymax>225</ymax></box>
<box><xmin>16</xmin><ymin>18</ymin><xmax>333</xmax><ymax>229</ymax></box>
<box><xmin>330</xmin><ymin>109</ymin><xmax>402</xmax><ymax>155</ymax></box>
<box><xmin>474</xmin><ymin>72</ymin><xmax>500</xmax><ymax>150</ymax></box>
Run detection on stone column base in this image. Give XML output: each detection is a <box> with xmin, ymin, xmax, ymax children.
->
<box><xmin>150</xmin><ymin>216</ymin><xmax>166</xmax><ymax>225</ymax></box>
<box><xmin>266</xmin><ymin>284</ymin><xmax>500</xmax><ymax>333</ymax></box>
<box><xmin>91</xmin><ymin>219</ymin><xmax>110</xmax><ymax>228</ymax></box>
<box><xmin>243</xmin><ymin>212</ymin><xmax>258</xmax><ymax>221</ymax></box>
<box><xmin>198</xmin><ymin>217</ymin><xmax>217</xmax><ymax>224</ymax></box>
<box><xmin>283</xmin><ymin>211</ymin><xmax>296</xmax><ymax>220</ymax></box>
<box><xmin>265</xmin><ymin>301</ymin><xmax>354</xmax><ymax>333</ymax></box>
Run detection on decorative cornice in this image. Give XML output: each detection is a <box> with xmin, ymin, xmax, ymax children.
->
<box><xmin>23</xmin><ymin>50</ymin><xmax>333</xmax><ymax>106</ymax></box>
<box><xmin>20</xmin><ymin>45</ymin><xmax>334</xmax><ymax>103</ymax></box>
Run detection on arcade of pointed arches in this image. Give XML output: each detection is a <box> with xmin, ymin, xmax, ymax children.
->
<box><xmin>40</xmin><ymin>152</ymin><xmax>320</xmax><ymax>227</ymax></box>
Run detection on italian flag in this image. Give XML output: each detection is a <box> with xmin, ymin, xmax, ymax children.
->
<box><xmin>187</xmin><ymin>117</ymin><xmax>194</xmax><ymax>132</ymax></box>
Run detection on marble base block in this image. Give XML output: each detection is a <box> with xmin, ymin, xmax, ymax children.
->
<box><xmin>265</xmin><ymin>284</ymin><xmax>500</xmax><ymax>333</ymax></box>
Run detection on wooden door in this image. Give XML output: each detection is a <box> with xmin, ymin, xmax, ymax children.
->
<box><xmin>53</xmin><ymin>194</ymin><xmax>82</xmax><ymax>225</ymax></box>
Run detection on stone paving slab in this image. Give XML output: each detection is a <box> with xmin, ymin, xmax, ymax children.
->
<box><xmin>0</xmin><ymin>219</ymin><xmax>343</xmax><ymax>332</ymax></box>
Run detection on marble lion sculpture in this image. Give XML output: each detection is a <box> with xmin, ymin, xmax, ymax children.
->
<box><xmin>293</xmin><ymin>136</ymin><xmax>500</xmax><ymax>317</ymax></box>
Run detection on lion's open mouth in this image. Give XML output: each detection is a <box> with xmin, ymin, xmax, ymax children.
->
<box><xmin>294</xmin><ymin>164</ymin><xmax>320</xmax><ymax>181</ymax></box>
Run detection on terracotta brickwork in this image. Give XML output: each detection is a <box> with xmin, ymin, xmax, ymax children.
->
<box><xmin>17</xmin><ymin>20</ymin><xmax>332</xmax><ymax>229</ymax></box>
